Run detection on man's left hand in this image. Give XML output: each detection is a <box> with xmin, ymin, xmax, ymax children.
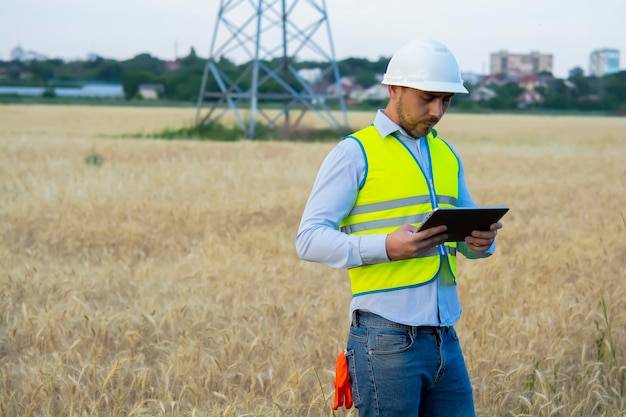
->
<box><xmin>465</xmin><ymin>222</ymin><xmax>503</xmax><ymax>252</ymax></box>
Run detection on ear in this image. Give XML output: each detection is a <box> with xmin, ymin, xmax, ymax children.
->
<box><xmin>387</xmin><ymin>85</ymin><xmax>402</xmax><ymax>99</ymax></box>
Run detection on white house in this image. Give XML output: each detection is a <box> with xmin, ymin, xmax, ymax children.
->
<box><xmin>138</xmin><ymin>84</ymin><xmax>165</xmax><ymax>100</ymax></box>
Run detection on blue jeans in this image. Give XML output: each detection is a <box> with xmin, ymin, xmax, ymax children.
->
<box><xmin>346</xmin><ymin>311</ymin><xmax>475</xmax><ymax>417</ymax></box>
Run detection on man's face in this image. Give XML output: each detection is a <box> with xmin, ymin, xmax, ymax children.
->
<box><xmin>395</xmin><ymin>87</ymin><xmax>453</xmax><ymax>139</ymax></box>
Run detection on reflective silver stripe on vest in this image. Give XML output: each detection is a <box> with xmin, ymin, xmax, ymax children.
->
<box><xmin>437</xmin><ymin>195</ymin><xmax>458</xmax><ymax>206</ymax></box>
<box><xmin>348</xmin><ymin>195</ymin><xmax>430</xmax><ymax>216</ymax></box>
<box><xmin>347</xmin><ymin>195</ymin><xmax>458</xmax><ymax>217</ymax></box>
<box><xmin>341</xmin><ymin>213</ymin><xmax>431</xmax><ymax>234</ymax></box>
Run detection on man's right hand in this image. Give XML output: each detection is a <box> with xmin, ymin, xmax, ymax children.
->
<box><xmin>385</xmin><ymin>224</ymin><xmax>448</xmax><ymax>261</ymax></box>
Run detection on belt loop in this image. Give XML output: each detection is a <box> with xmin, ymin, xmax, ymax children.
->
<box><xmin>351</xmin><ymin>310</ymin><xmax>359</xmax><ymax>328</ymax></box>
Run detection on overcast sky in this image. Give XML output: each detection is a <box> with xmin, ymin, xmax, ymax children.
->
<box><xmin>1</xmin><ymin>0</ymin><xmax>623</xmax><ymax>78</ymax></box>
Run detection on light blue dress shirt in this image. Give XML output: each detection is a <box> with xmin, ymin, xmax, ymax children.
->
<box><xmin>295</xmin><ymin>109</ymin><xmax>494</xmax><ymax>327</ymax></box>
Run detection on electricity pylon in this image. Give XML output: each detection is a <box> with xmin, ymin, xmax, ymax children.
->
<box><xmin>195</xmin><ymin>0</ymin><xmax>349</xmax><ymax>139</ymax></box>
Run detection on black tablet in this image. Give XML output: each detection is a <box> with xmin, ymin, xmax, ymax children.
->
<box><xmin>416</xmin><ymin>206</ymin><xmax>509</xmax><ymax>242</ymax></box>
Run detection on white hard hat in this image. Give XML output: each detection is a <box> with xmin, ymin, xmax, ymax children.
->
<box><xmin>381</xmin><ymin>38</ymin><xmax>469</xmax><ymax>94</ymax></box>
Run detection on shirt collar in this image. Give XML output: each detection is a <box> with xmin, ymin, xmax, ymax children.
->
<box><xmin>372</xmin><ymin>109</ymin><xmax>422</xmax><ymax>141</ymax></box>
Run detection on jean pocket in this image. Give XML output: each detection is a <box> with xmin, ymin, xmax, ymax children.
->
<box><xmin>369</xmin><ymin>327</ymin><xmax>413</xmax><ymax>355</ymax></box>
<box><xmin>448</xmin><ymin>327</ymin><xmax>459</xmax><ymax>341</ymax></box>
<box><xmin>348</xmin><ymin>325</ymin><xmax>367</xmax><ymax>344</ymax></box>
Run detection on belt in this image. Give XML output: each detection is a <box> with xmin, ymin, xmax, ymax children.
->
<box><xmin>351</xmin><ymin>310</ymin><xmax>450</xmax><ymax>334</ymax></box>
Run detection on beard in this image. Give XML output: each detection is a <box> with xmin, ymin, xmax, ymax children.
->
<box><xmin>396</xmin><ymin>95</ymin><xmax>440</xmax><ymax>139</ymax></box>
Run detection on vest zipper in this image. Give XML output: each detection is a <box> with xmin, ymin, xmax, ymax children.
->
<box><xmin>424</xmin><ymin>139</ymin><xmax>447</xmax><ymax>257</ymax></box>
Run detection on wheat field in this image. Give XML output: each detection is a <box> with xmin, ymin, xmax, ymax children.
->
<box><xmin>0</xmin><ymin>104</ymin><xmax>625</xmax><ymax>417</ymax></box>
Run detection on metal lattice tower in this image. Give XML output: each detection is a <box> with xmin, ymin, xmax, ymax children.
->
<box><xmin>195</xmin><ymin>0</ymin><xmax>349</xmax><ymax>138</ymax></box>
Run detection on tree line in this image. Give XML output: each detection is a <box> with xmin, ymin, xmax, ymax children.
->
<box><xmin>1</xmin><ymin>47</ymin><xmax>625</xmax><ymax>112</ymax></box>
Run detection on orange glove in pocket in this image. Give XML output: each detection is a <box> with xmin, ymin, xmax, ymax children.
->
<box><xmin>333</xmin><ymin>350</ymin><xmax>353</xmax><ymax>410</ymax></box>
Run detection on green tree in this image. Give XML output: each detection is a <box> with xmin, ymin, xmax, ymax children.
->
<box><xmin>172</xmin><ymin>77</ymin><xmax>203</xmax><ymax>101</ymax></box>
<box><xmin>120</xmin><ymin>54</ymin><xmax>166</xmax><ymax>75</ymax></box>
<box><xmin>487</xmin><ymin>82</ymin><xmax>523</xmax><ymax>109</ymax></box>
<box><xmin>121</xmin><ymin>71</ymin><xmax>157</xmax><ymax>99</ymax></box>
<box><xmin>568</xmin><ymin>66</ymin><xmax>590</xmax><ymax>97</ymax></box>
<box><xmin>179</xmin><ymin>47</ymin><xmax>204</xmax><ymax>67</ymax></box>
<box><xmin>604</xmin><ymin>71</ymin><xmax>626</xmax><ymax>105</ymax></box>
<box><xmin>540</xmin><ymin>78</ymin><xmax>576</xmax><ymax>109</ymax></box>
<box><xmin>95</xmin><ymin>60</ymin><xmax>122</xmax><ymax>81</ymax></box>
<box><xmin>29</xmin><ymin>59</ymin><xmax>63</xmax><ymax>84</ymax></box>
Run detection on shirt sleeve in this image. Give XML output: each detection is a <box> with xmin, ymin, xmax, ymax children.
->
<box><xmin>295</xmin><ymin>139</ymin><xmax>390</xmax><ymax>269</ymax></box>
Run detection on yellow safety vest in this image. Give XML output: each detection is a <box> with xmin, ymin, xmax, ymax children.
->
<box><xmin>340</xmin><ymin>126</ymin><xmax>459</xmax><ymax>297</ymax></box>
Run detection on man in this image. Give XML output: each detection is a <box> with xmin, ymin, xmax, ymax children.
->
<box><xmin>295</xmin><ymin>37</ymin><xmax>502</xmax><ymax>417</ymax></box>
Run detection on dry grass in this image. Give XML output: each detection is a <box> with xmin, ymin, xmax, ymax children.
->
<box><xmin>0</xmin><ymin>105</ymin><xmax>625</xmax><ymax>417</ymax></box>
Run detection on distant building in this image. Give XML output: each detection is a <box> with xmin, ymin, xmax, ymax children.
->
<box><xmin>517</xmin><ymin>89</ymin><xmax>543</xmax><ymax>108</ymax></box>
<box><xmin>326</xmin><ymin>76</ymin><xmax>362</xmax><ymax>98</ymax></box>
<box><xmin>469</xmin><ymin>86</ymin><xmax>496</xmax><ymax>102</ymax></box>
<box><xmin>461</xmin><ymin>72</ymin><xmax>483</xmax><ymax>86</ymax></box>
<box><xmin>589</xmin><ymin>48</ymin><xmax>620</xmax><ymax>77</ymax></box>
<box><xmin>516</xmin><ymin>74</ymin><xmax>541</xmax><ymax>91</ymax></box>
<box><xmin>0</xmin><ymin>82</ymin><xmax>124</xmax><ymax>98</ymax></box>
<box><xmin>490</xmin><ymin>50</ymin><xmax>553</xmax><ymax>78</ymax></box>
<box><xmin>10</xmin><ymin>45</ymin><xmax>48</xmax><ymax>62</ymax></box>
<box><xmin>138</xmin><ymin>84</ymin><xmax>164</xmax><ymax>100</ymax></box>
<box><xmin>297</xmin><ymin>68</ymin><xmax>322</xmax><ymax>84</ymax></box>
<box><xmin>166</xmin><ymin>60</ymin><xmax>181</xmax><ymax>71</ymax></box>
<box><xmin>0</xmin><ymin>86</ymin><xmax>45</xmax><ymax>96</ymax></box>
<box><xmin>350</xmin><ymin>83</ymin><xmax>388</xmax><ymax>102</ymax></box>
<box><xmin>479</xmin><ymin>73</ymin><xmax>510</xmax><ymax>87</ymax></box>
<box><xmin>55</xmin><ymin>83</ymin><xmax>124</xmax><ymax>98</ymax></box>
